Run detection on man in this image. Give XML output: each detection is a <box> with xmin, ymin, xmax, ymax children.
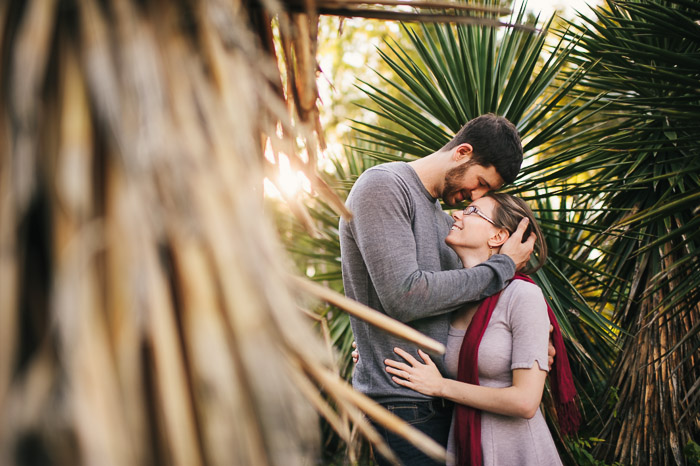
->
<box><xmin>339</xmin><ymin>114</ymin><xmax>535</xmax><ymax>465</ymax></box>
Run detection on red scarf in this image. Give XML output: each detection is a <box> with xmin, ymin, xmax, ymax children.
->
<box><xmin>454</xmin><ymin>273</ymin><xmax>580</xmax><ymax>466</ymax></box>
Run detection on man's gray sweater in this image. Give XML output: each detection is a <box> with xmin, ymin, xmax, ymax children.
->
<box><xmin>339</xmin><ymin>162</ymin><xmax>515</xmax><ymax>402</ymax></box>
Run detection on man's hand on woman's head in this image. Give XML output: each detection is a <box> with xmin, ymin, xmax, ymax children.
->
<box><xmin>351</xmin><ymin>341</ymin><xmax>359</xmax><ymax>364</ymax></box>
<box><xmin>499</xmin><ymin>218</ymin><xmax>535</xmax><ymax>271</ymax></box>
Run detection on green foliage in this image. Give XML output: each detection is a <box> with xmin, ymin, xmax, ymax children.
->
<box><xmin>685</xmin><ymin>440</ymin><xmax>700</xmax><ymax>464</ymax></box>
<box><xmin>605</xmin><ymin>386</ymin><xmax>618</xmax><ymax>419</ymax></box>
<box><xmin>566</xmin><ymin>437</ymin><xmax>621</xmax><ymax>466</ymax></box>
<box><xmin>317</xmin><ymin>17</ymin><xmax>416</xmax><ymax>148</ymax></box>
<box><xmin>557</xmin><ymin>0</ymin><xmax>700</xmax><ymax>319</ymax></box>
<box><xmin>352</xmin><ymin>3</ymin><xmax>594</xmax><ymax>158</ymax></box>
<box><xmin>553</xmin><ymin>1</ymin><xmax>700</xmax><ymax>462</ymax></box>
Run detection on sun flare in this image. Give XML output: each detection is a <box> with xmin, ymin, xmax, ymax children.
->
<box><xmin>263</xmin><ymin>150</ymin><xmax>311</xmax><ymax>199</ymax></box>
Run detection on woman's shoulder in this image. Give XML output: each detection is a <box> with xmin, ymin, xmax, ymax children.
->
<box><xmin>500</xmin><ymin>279</ymin><xmax>548</xmax><ymax>319</ymax></box>
<box><xmin>504</xmin><ymin>278</ymin><xmax>545</xmax><ymax>301</ymax></box>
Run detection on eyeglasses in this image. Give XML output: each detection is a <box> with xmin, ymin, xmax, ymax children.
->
<box><xmin>463</xmin><ymin>205</ymin><xmax>496</xmax><ymax>225</ymax></box>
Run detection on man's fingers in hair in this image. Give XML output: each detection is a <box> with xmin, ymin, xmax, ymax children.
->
<box><xmin>512</xmin><ymin>217</ymin><xmax>530</xmax><ymax>241</ymax></box>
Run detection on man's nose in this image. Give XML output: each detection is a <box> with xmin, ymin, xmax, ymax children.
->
<box><xmin>452</xmin><ymin>210</ymin><xmax>463</xmax><ymax>220</ymax></box>
<box><xmin>470</xmin><ymin>188</ymin><xmax>487</xmax><ymax>201</ymax></box>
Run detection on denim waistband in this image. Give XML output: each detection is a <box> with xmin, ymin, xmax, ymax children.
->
<box><xmin>378</xmin><ymin>398</ymin><xmax>454</xmax><ymax>412</ymax></box>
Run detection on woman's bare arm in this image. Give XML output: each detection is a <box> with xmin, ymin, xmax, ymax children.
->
<box><xmin>385</xmin><ymin>348</ymin><xmax>547</xmax><ymax>419</ymax></box>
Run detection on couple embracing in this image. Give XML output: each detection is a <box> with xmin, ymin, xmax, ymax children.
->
<box><xmin>339</xmin><ymin>115</ymin><xmax>579</xmax><ymax>466</ymax></box>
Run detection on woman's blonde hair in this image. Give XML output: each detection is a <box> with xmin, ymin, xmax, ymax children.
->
<box><xmin>486</xmin><ymin>193</ymin><xmax>547</xmax><ymax>274</ymax></box>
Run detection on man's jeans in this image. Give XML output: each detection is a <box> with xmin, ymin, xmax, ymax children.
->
<box><xmin>372</xmin><ymin>399</ymin><xmax>453</xmax><ymax>466</ymax></box>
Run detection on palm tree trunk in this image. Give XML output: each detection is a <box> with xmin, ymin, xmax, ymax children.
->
<box><xmin>598</xmin><ymin>231</ymin><xmax>700</xmax><ymax>465</ymax></box>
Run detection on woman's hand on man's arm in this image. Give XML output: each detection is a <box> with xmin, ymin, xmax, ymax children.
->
<box><xmin>386</xmin><ymin>345</ymin><xmax>548</xmax><ymax>419</ymax></box>
<box><xmin>351</xmin><ymin>341</ymin><xmax>359</xmax><ymax>364</ymax></box>
<box><xmin>384</xmin><ymin>347</ymin><xmax>446</xmax><ymax>398</ymax></box>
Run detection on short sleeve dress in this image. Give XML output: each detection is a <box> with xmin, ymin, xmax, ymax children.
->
<box><xmin>444</xmin><ymin>280</ymin><xmax>563</xmax><ymax>466</ymax></box>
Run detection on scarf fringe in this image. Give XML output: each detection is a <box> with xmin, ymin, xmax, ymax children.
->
<box><xmin>557</xmin><ymin>399</ymin><xmax>581</xmax><ymax>436</ymax></box>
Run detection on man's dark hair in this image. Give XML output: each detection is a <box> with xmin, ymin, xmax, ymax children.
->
<box><xmin>442</xmin><ymin>114</ymin><xmax>522</xmax><ymax>184</ymax></box>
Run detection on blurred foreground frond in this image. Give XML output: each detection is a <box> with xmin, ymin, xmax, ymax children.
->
<box><xmin>0</xmin><ymin>0</ymin><xmax>466</xmax><ymax>464</ymax></box>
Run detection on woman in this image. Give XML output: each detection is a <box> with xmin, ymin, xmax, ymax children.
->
<box><xmin>384</xmin><ymin>193</ymin><xmax>578</xmax><ymax>466</ymax></box>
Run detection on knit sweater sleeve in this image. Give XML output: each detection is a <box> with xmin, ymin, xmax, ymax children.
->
<box><xmin>342</xmin><ymin>167</ymin><xmax>515</xmax><ymax>323</ymax></box>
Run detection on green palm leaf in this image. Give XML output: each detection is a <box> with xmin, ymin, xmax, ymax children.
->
<box><xmin>548</xmin><ymin>1</ymin><xmax>700</xmax><ymax>463</ymax></box>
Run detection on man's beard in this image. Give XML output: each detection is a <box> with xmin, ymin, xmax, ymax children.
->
<box><xmin>443</xmin><ymin>160</ymin><xmax>476</xmax><ymax>205</ymax></box>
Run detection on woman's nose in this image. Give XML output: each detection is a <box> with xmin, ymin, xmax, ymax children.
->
<box><xmin>452</xmin><ymin>210</ymin><xmax>463</xmax><ymax>221</ymax></box>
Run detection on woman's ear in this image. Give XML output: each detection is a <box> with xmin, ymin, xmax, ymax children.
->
<box><xmin>488</xmin><ymin>228</ymin><xmax>510</xmax><ymax>249</ymax></box>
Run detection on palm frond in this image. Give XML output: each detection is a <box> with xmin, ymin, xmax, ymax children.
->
<box><xmin>552</xmin><ymin>1</ymin><xmax>700</xmax><ymax>463</ymax></box>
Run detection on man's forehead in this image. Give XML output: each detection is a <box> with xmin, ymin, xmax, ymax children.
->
<box><xmin>479</xmin><ymin>165</ymin><xmax>505</xmax><ymax>189</ymax></box>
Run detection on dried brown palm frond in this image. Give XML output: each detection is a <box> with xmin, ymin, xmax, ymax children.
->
<box><xmin>292</xmin><ymin>276</ymin><xmax>446</xmax><ymax>355</ymax></box>
<box><xmin>0</xmin><ymin>0</ymin><xmax>465</xmax><ymax>464</ymax></box>
<box><xmin>255</xmin><ymin>0</ymin><xmax>533</xmax><ymax>237</ymax></box>
<box><xmin>281</xmin><ymin>0</ymin><xmax>531</xmax><ymax>27</ymax></box>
